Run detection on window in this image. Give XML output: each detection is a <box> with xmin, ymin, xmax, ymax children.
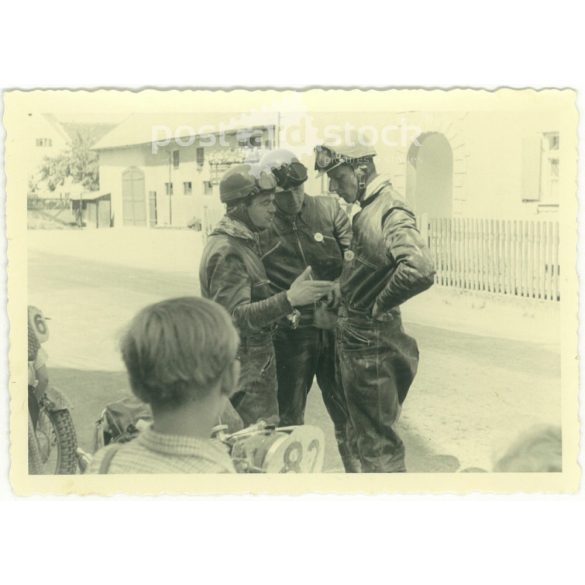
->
<box><xmin>543</xmin><ymin>158</ymin><xmax>559</xmax><ymax>202</ymax></box>
<box><xmin>165</xmin><ymin>182</ymin><xmax>174</xmax><ymax>196</ymax></box>
<box><xmin>550</xmin><ymin>158</ymin><xmax>559</xmax><ymax>178</ymax></box>
<box><xmin>196</xmin><ymin>147</ymin><xmax>205</xmax><ymax>167</ymax></box>
<box><xmin>546</xmin><ymin>132</ymin><xmax>559</xmax><ymax>151</ymax></box>
<box><xmin>521</xmin><ymin>132</ymin><xmax>560</xmax><ymax>205</ymax></box>
<box><xmin>172</xmin><ymin>150</ymin><xmax>180</xmax><ymax>169</ymax></box>
<box><xmin>541</xmin><ymin>132</ymin><xmax>560</xmax><ymax>204</ymax></box>
<box><xmin>237</xmin><ymin>130</ymin><xmax>263</xmax><ymax>148</ymax></box>
<box><xmin>203</xmin><ymin>181</ymin><xmax>213</xmax><ymax>195</ymax></box>
<box><xmin>36</xmin><ymin>138</ymin><xmax>53</xmax><ymax>147</ymax></box>
<box><xmin>183</xmin><ymin>181</ymin><xmax>193</xmax><ymax>195</ymax></box>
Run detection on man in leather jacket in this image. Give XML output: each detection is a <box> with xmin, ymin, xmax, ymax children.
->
<box><xmin>314</xmin><ymin>140</ymin><xmax>435</xmax><ymax>472</ymax></box>
<box><xmin>199</xmin><ymin>163</ymin><xmax>333</xmax><ymax>427</ymax></box>
<box><xmin>259</xmin><ymin>149</ymin><xmax>360</xmax><ymax>472</ymax></box>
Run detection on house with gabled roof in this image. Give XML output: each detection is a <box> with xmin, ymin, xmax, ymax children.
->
<box><xmin>92</xmin><ymin>112</ymin><xmax>279</xmax><ymax>228</ymax></box>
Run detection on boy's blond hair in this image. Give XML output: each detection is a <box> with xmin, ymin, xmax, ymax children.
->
<box><xmin>120</xmin><ymin>297</ymin><xmax>239</xmax><ymax>409</ymax></box>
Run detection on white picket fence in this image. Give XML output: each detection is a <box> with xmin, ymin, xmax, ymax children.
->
<box><xmin>422</xmin><ymin>216</ymin><xmax>560</xmax><ymax>301</ymax></box>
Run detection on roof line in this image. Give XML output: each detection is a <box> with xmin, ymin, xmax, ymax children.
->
<box><xmin>92</xmin><ymin>122</ymin><xmax>277</xmax><ymax>151</ymax></box>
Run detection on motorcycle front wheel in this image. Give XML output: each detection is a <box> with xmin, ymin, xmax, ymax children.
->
<box><xmin>29</xmin><ymin>408</ymin><xmax>79</xmax><ymax>474</ymax></box>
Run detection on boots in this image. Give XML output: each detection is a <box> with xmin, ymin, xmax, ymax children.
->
<box><xmin>336</xmin><ymin>432</ymin><xmax>362</xmax><ymax>473</ymax></box>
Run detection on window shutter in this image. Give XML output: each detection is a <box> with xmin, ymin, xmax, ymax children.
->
<box><xmin>521</xmin><ymin>135</ymin><xmax>542</xmax><ymax>201</ymax></box>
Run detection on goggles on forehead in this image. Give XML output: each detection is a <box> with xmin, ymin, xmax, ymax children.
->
<box><xmin>314</xmin><ymin>146</ymin><xmax>345</xmax><ymax>174</ymax></box>
<box><xmin>272</xmin><ymin>161</ymin><xmax>308</xmax><ymax>189</ymax></box>
<box><xmin>254</xmin><ymin>169</ymin><xmax>278</xmax><ymax>193</ymax></box>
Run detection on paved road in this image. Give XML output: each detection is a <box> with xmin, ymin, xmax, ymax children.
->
<box><xmin>29</xmin><ymin>249</ymin><xmax>561</xmax><ymax>472</ymax></box>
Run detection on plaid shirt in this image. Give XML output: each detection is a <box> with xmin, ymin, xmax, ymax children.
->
<box><xmin>87</xmin><ymin>426</ymin><xmax>236</xmax><ymax>474</ymax></box>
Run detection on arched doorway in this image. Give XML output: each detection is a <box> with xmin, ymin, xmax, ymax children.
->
<box><xmin>406</xmin><ymin>132</ymin><xmax>453</xmax><ymax>218</ymax></box>
<box><xmin>122</xmin><ymin>167</ymin><xmax>146</xmax><ymax>226</ymax></box>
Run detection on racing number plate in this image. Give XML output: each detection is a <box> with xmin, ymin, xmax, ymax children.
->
<box><xmin>263</xmin><ymin>425</ymin><xmax>325</xmax><ymax>473</ymax></box>
<box><xmin>28</xmin><ymin>306</ymin><xmax>50</xmax><ymax>343</ymax></box>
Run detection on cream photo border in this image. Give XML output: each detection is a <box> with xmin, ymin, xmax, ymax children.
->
<box><xmin>4</xmin><ymin>88</ymin><xmax>579</xmax><ymax>495</ymax></box>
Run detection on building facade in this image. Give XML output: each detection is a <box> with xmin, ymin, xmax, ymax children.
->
<box><xmin>94</xmin><ymin>109</ymin><xmax>561</xmax><ymax>230</ymax></box>
<box><xmin>297</xmin><ymin>109</ymin><xmax>561</xmax><ymax>221</ymax></box>
<box><xmin>93</xmin><ymin>113</ymin><xmax>278</xmax><ymax>228</ymax></box>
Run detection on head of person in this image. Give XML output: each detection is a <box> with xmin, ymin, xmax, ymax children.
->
<box><xmin>120</xmin><ymin>297</ymin><xmax>240</xmax><ymax>420</ymax></box>
<box><xmin>220</xmin><ymin>163</ymin><xmax>277</xmax><ymax>230</ymax></box>
<box><xmin>260</xmin><ymin>149</ymin><xmax>308</xmax><ymax>215</ymax></box>
<box><xmin>493</xmin><ymin>424</ymin><xmax>562</xmax><ymax>472</ymax></box>
<box><xmin>314</xmin><ymin>140</ymin><xmax>377</xmax><ymax>204</ymax></box>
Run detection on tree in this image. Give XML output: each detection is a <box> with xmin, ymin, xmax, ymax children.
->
<box><xmin>37</xmin><ymin>129</ymin><xmax>100</xmax><ymax>192</ymax></box>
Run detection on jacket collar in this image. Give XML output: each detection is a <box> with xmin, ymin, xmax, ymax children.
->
<box><xmin>360</xmin><ymin>174</ymin><xmax>393</xmax><ymax>207</ymax></box>
<box><xmin>212</xmin><ymin>215</ymin><xmax>257</xmax><ymax>242</ymax></box>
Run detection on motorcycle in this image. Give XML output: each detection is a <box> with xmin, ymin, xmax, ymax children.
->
<box><xmin>87</xmin><ymin>395</ymin><xmax>325</xmax><ymax>473</ymax></box>
<box><xmin>28</xmin><ymin>305</ymin><xmax>80</xmax><ymax>475</ymax></box>
<box><xmin>212</xmin><ymin>421</ymin><xmax>325</xmax><ymax>473</ymax></box>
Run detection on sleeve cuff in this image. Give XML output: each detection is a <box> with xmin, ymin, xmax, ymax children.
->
<box><xmin>279</xmin><ymin>291</ymin><xmax>295</xmax><ymax>313</ymax></box>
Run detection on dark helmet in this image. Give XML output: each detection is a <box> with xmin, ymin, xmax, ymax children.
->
<box><xmin>219</xmin><ymin>163</ymin><xmax>277</xmax><ymax>204</ymax></box>
<box><xmin>314</xmin><ymin>141</ymin><xmax>377</xmax><ymax>174</ymax></box>
<box><xmin>260</xmin><ymin>149</ymin><xmax>308</xmax><ymax>189</ymax></box>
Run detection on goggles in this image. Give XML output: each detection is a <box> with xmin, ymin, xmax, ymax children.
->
<box><xmin>314</xmin><ymin>146</ymin><xmax>344</xmax><ymax>174</ymax></box>
<box><xmin>254</xmin><ymin>169</ymin><xmax>278</xmax><ymax>193</ymax></box>
<box><xmin>272</xmin><ymin>161</ymin><xmax>308</xmax><ymax>189</ymax></box>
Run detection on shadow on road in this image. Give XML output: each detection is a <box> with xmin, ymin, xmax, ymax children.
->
<box><xmin>400</xmin><ymin>421</ymin><xmax>462</xmax><ymax>472</ymax></box>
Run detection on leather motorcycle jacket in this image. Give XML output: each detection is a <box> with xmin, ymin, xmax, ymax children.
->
<box><xmin>199</xmin><ymin>216</ymin><xmax>293</xmax><ymax>338</ymax></box>
<box><xmin>259</xmin><ymin>194</ymin><xmax>352</xmax><ymax>326</ymax></box>
<box><xmin>340</xmin><ymin>175</ymin><xmax>435</xmax><ymax>317</ymax></box>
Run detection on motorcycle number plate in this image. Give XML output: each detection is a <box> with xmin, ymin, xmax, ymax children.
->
<box><xmin>29</xmin><ymin>306</ymin><xmax>50</xmax><ymax>343</ymax></box>
<box><xmin>263</xmin><ymin>426</ymin><xmax>325</xmax><ymax>473</ymax></box>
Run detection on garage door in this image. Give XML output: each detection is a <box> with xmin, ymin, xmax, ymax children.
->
<box><xmin>122</xmin><ymin>168</ymin><xmax>146</xmax><ymax>226</ymax></box>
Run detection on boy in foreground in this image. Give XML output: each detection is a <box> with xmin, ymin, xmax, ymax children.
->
<box><xmin>87</xmin><ymin>297</ymin><xmax>241</xmax><ymax>474</ymax></box>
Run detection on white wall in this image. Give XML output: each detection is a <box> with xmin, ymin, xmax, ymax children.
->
<box><xmin>280</xmin><ymin>109</ymin><xmax>561</xmax><ymax>220</ymax></box>
<box><xmin>98</xmin><ymin>111</ymin><xmax>562</xmax><ymax>227</ymax></box>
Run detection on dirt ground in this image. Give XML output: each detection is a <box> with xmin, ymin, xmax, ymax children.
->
<box><xmin>27</xmin><ymin>229</ymin><xmax>562</xmax><ymax>472</ymax></box>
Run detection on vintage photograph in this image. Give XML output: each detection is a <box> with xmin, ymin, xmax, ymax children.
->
<box><xmin>4</xmin><ymin>88</ymin><xmax>579</xmax><ymax>494</ymax></box>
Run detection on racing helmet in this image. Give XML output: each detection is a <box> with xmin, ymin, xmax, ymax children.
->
<box><xmin>260</xmin><ymin>149</ymin><xmax>308</xmax><ymax>189</ymax></box>
<box><xmin>219</xmin><ymin>163</ymin><xmax>277</xmax><ymax>204</ymax></box>
<box><xmin>314</xmin><ymin>141</ymin><xmax>377</xmax><ymax>174</ymax></box>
